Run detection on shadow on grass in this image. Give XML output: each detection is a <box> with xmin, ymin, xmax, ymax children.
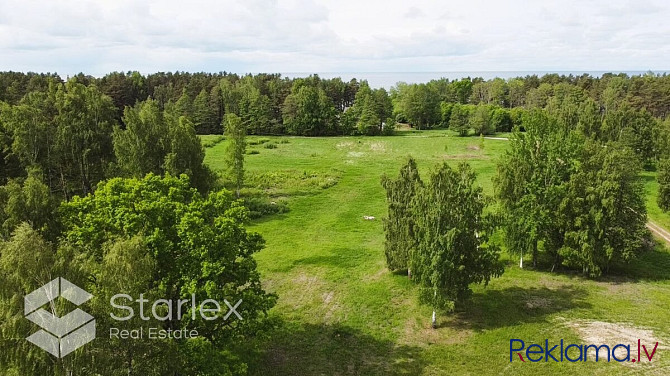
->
<box><xmin>444</xmin><ymin>285</ymin><xmax>591</xmax><ymax>331</ymax></box>
<box><xmin>286</xmin><ymin>247</ymin><xmax>374</xmax><ymax>271</ymax></box>
<box><xmin>247</xmin><ymin>322</ymin><xmax>426</xmax><ymax>376</ymax></box>
<box><xmin>606</xmin><ymin>244</ymin><xmax>670</xmax><ymax>282</ymax></box>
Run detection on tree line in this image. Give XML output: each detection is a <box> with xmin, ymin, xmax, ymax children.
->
<box><xmin>2</xmin><ymin>71</ymin><xmax>670</xmax><ymax>139</ymax></box>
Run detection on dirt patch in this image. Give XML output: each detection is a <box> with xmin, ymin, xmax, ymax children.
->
<box><xmin>336</xmin><ymin>141</ymin><xmax>355</xmax><ymax>149</ymax></box>
<box><xmin>348</xmin><ymin>151</ymin><xmax>365</xmax><ymax>158</ymax></box>
<box><xmin>368</xmin><ymin>141</ymin><xmax>387</xmax><ymax>152</ymax></box>
<box><xmin>322</xmin><ymin>291</ymin><xmax>341</xmax><ymax>322</ymax></box>
<box><xmin>569</xmin><ymin>321</ymin><xmax>667</xmax><ymax>364</ymax></box>
<box><xmin>322</xmin><ymin>291</ymin><xmax>334</xmax><ymax>304</ymax></box>
<box><xmin>466</xmin><ymin>145</ymin><xmax>481</xmax><ymax>151</ymax></box>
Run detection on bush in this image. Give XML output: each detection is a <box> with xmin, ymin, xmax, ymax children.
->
<box><xmin>264</xmin><ymin>143</ymin><xmax>278</xmax><ymax>149</ymax></box>
<box><xmin>247</xmin><ymin>150</ymin><xmax>260</xmax><ymax>155</ymax></box>
<box><xmin>201</xmin><ymin>135</ymin><xmax>226</xmax><ymax>148</ymax></box>
<box><xmin>243</xmin><ymin>196</ymin><xmax>289</xmax><ymax>219</ymax></box>
<box><xmin>381</xmin><ymin>119</ymin><xmax>396</xmax><ymax>135</ymax></box>
<box><xmin>248</xmin><ymin>138</ymin><xmax>270</xmax><ymax>145</ymax></box>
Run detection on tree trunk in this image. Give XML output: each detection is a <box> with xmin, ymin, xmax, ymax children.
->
<box><xmin>431</xmin><ymin>310</ymin><xmax>436</xmax><ymax>329</ymax></box>
<box><xmin>532</xmin><ymin>240</ymin><xmax>538</xmax><ymax>268</ymax></box>
<box><xmin>519</xmin><ymin>253</ymin><xmax>523</xmax><ymax>269</ymax></box>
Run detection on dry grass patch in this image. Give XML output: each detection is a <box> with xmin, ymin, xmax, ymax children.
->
<box><xmin>568</xmin><ymin>320</ymin><xmax>667</xmax><ymax>365</ymax></box>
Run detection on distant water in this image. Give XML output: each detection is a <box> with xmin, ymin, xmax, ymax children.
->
<box><xmin>283</xmin><ymin>71</ymin><xmax>669</xmax><ymax>89</ymax></box>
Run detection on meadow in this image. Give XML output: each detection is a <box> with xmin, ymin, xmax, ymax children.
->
<box><xmin>204</xmin><ymin>130</ymin><xmax>670</xmax><ymax>375</ymax></box>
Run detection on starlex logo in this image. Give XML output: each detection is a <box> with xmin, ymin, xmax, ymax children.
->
<box><xmin>510</xmin><ymin>339</ymin><xmax>659</xmax><ymax>363</ymax></box>
<box><xmin>25</xmin><ymin>277</ymin><xmax>96</xmax><ymax>358</ymax></box>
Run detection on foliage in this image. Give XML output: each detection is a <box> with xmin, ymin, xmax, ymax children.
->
<box><xmin>449</xmin><ymin>104</ymin><xmax>471</xmax><ymax>136</ymax></box>
<box><xmin>114</xmin><ymin>99</ymin><xmax>214</xmax><ymax>192</ymax></box>
<box><xmin>224</xmin><ymin>113</ymin><xmax>246</xmax><ymax>196</ymax></box>
<box><xmin>381</xmin><ymin>157</ymin><xmax>422</xmax><ymax>271</ymax></box>
<box><xmin>496</xmin><ymin>110</ymin><xmax>648</xmax><ymax>276</ymax></box>
<box><xmin>410</xmin><ymin>162</ymin><xmax>503</xmax><ymax>310</ymax></box>
<box><xmin>658</xmin><ymin>157</ymin><xmax>670</xmax><ymax>212</ymax></box>
<box><xmin>60</xmin><ymin>174</ymin><xmax>277</xmax><ymax>374</ymax></box>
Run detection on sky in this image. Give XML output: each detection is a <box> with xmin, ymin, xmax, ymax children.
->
<box><xmin>0</xmin><ymin>0</ymin><xmax>668</xmax><ymax>76</ymax></box>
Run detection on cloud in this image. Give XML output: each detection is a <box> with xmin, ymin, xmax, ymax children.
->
<box><xmin>0</xmin><ymin>0</ymin><xmax>668</xmax><ymax>75</ymax></box>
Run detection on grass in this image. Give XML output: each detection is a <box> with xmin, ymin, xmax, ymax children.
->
<box><xmin>204</xmin><ymin>129</ymin><xmax>670</xmax><ymax>375</ymax></box>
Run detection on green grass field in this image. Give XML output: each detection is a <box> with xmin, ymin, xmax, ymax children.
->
<box><xmin>204</xmin><ymin>130</ymin><xmax>670</xmax><ymax>375</ymax></box>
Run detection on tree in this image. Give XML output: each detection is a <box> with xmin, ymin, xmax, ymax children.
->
<box><xmin>114</xmin><ymin>99</ymin><xmax>169</xmax><ymax>176</ymax></box>
<box><xmin>114</xmin><ymin>99</ymin><xmax>214</xmax><ymax>192</ymax></box>
<box><xmin>394</xmin><ymin>83</ymin><xmax>440</xmax><ymax>129</ymax></box>
<box><xmin>559</xmin><ymin>140</ymin><xmax>647</xmax><ymax>277</ymax></box>
<box><xmin>224</xmin><ymin>113</ymin><xmax>246</xmax><ymax>196</ymax></box>
<box><xmin>174</xmin><ymin>89</ymin><xmax>193</xmax><ymax>119</ymax></box>
<box><xmin>1</xmin><ymin>79</ymin><xmax>117</xmax><ymax>198</ymax></box>
<box><xmin>61</xmin><ymin>174</ymin><xmax>277</xmax><ymax>374</ymax></box>
<box><xmin>381</xmin><ymin>158</ymin><xmax>423</xmax><ymax>273</ymax></box>
<box><xmin>449</xmin><ymin>104</ymin><xmax>471</xmax><ymax>136</ymax></box>
<box><xmin>239</xmin><ymin>84</ymin><xmax>273</xmax><ymax>135</ymax></box>
<box><xmin>496</xmin><ymin>109</ymin><xmax>648</xmax><ymax>275</ymax></box>
<box><xmin>658</xmin><ymin>157</ymin><xmax>670</xmax><ymax>212</ymax></box>
<box><xmin>495</xmin><ymin>110</ymin><xmax>579</xmax><ymax>268</ymax></box>
<box><xmin>164</xmin><ymin>114</ymin><xmax>215</xmax><ymax>193</ymax></box>
<box><xmin>52</xmin><ymin>80</ymin><xmax>117</xmax><ymax>197</ymax></box>
<box><xmin>282</xmin><ymin>85</ymin><xmax>337</xmax><ymax>136</ymax></box>
<box><xmin>491</xmin><ymin>107</ymin><xmax>512</xmax><ymax>132</ymax></box>
<box><xmin>469</xmin><ymin>105</ymin><xmax>495</xmax><ymax>135</ymax></box>
<box><xmin>411</xmin><ymin>162</ymin><xmax>503</xmax><ymax>326</ymax></box>
<box><xmin>0</xmin><ymin>168</ymin><xmax>58</xmax><ymax>240</ymax></box>
<box><xmin>192</xmin><ymin>88</ymin><xmax>217</xmax><ymax>134</ymax></box>
<box><xmin>0</xmin><ymin>224</ymin><xmax>60</xmax><ymax>375</ymax></box>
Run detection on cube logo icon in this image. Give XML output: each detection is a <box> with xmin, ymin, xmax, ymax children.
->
<box><xmin>25</xmin><ymin>277</ymin><xmax>95</xmax><ymax>358</ymax></box>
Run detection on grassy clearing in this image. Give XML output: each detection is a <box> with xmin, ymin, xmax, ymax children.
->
<box><xmin>204</xmin><ymin>130</ymin><xmax>670</xmax><ymax>375</ymax></box>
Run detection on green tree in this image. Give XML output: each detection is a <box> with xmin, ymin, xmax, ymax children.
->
<box><xmin>559</xmin><ymin>140</ymin><xmax>647</xmax><ymax>277</ymax></box>
<box><xmin>114</xmin><ymin>99</ymin><xmax>214</xmax><ymax>192</ymax></box>
<box><xmin>282</xmin><ymin>85</ymin><xmax>337</xmax><ymax>136</ymax></box>
<box><xmin>395</xmin><ymin>83</ymin><xmax>440</xmax><ymax>129</ymax></box>
<box><xmin>61</xmin><ymin>174</ymin><xmax>277</xmax><ymax>374</ymax></box>
<box><xmin>239</xmin><ymin>84</ymin><xmax>273</xmax><ymax>135</ymax></box>
<box><xmin>658</xmin><ymin>157</ymin><xmax>670</xmax><ymax>212</ymax></box>
<box><xmin>490</xmin><ymin>107</ymin><xmax>512</xmax><ymax>132</ymax></box>
<box><xmin>381</xmin><ymin>158</ymin><xmax>423</xmax><ymax>273</ymax></box>
<box><xmin>496</xmin><ymin>110</ymin><xmax>648</xmax><ymax>275</ymax></box>
<box><xmin>449</xmin><ymin>104</ymin><xmax>471</xmax><ymax>136</ymax></box>
<box><xmin>411</xmin><ymin>162</ymin><xmax>503</xmax><ymax>326</ymax></box>
<box><xmin>0</xmin><ymin>224</ymin><xmax>61</xmax><ymax>375</ymax></box>
<box><xmin>224</xmin><ymin>113</ymin><xmax>246</xmax><ymax>196</ymax></box>
<box><xmin>192</xmin><ymin>88</ymin><xmax>217</xmax><ymax>134</ymax></box>
<box><xmin>495</xmin><ymin>110</ymin><xmax>579</xmax><ymax>268</ymax></box>
<box><xmin>469</xmin><ymin>105</ymin><xmax>495</xmax><ymax>135</ymax></box>
<box><xmin>0</xmin><ymin>168</ymin><xmax>58</xmax><ymax>240</ymax></box>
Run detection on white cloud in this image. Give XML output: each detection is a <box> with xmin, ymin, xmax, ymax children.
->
<box><xmin>0</xmin><ymin>0</ymin><xmax>668</xmax><ymax>75</ymax></box>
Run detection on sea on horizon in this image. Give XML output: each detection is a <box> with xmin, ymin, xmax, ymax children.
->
<box><xmin>282</xmin><ymin>71</ymin><xmax>669</xmax><ymax>89</ymax></box>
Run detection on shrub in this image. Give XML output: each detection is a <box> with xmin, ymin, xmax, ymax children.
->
<box><xmin>243</xmin><ymin>196</ymin><xmax>289</xmax><ymax>219</ymax></box>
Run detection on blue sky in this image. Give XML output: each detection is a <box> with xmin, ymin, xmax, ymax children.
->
<box><xmin>0</xmin><ymin>0</ymin><xmax>668</xmax><ymax>76</ymax></box>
